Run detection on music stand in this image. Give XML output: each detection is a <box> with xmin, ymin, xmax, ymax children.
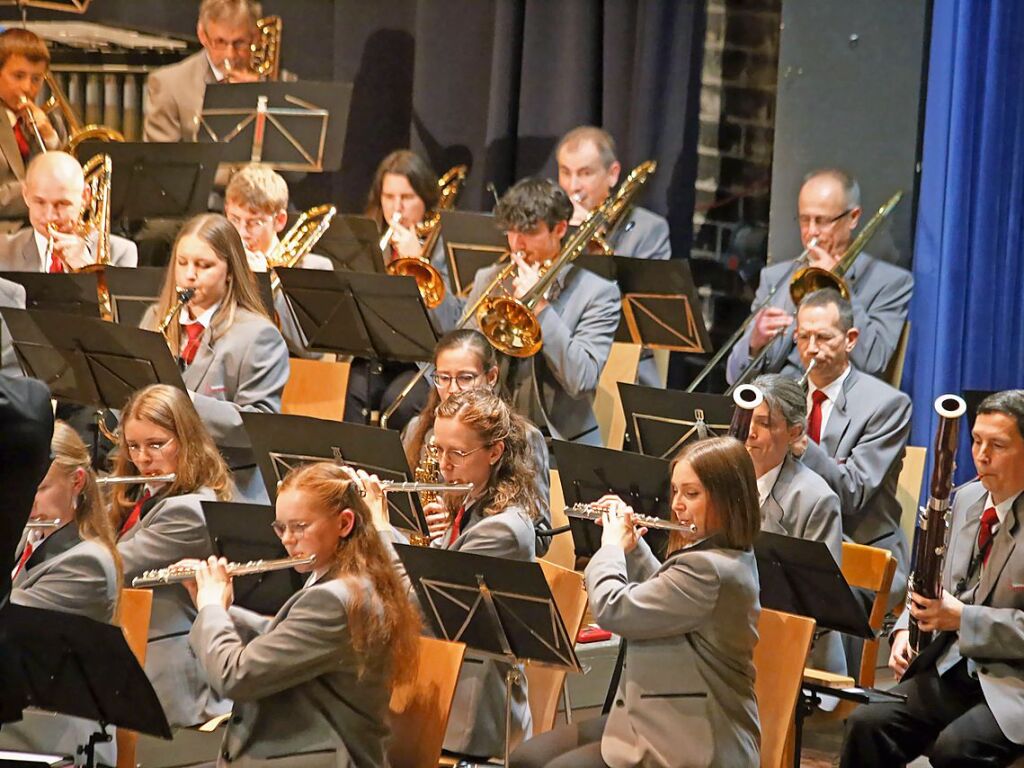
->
<box><xmin>105</xmin><ymin>266</ymin><xmax>165</xmax><ymax>327</ymax></box>
<box><xmin>0</xmin><ymin>308</ymin><xmax>185</xmax><ymax>410</ymax></box>
<box><xmin>73</xmin><ymin>142</ymin><xmax>225</xmax><ymax>223</ymax></box>
<box><xmin>199</xmin><ymin>81</ymin><xmax>352</xmax><ymax>173</ymax></box>
<box><xmin>242</xmin><ymin>412</ymin><xmax>429</xmax><ymax>538</ymax></box>
<box><xmin>619</xmin><ymin>383</ymin><xmax>733</xmax><ymax>458</ymax></box>
<box><xmin>296</xmin><ymin>214</ymin><xmax>382</xmax><ymax>274</ymax></box>
<box><xmin>395</xmin><ymin>544</ymin><xmax>581</xmax><ymax>766</ymax></box>
<box><xmin>0</xmin><ymin>273</ymin><xmax>100</xmax><ymax>319</ymax></box>
<box><xmin>550</xmin><ymin>440</ymin><xmax>672</xmax><ymax>565</ymax></box>
<box><xmin>439</xmin><ymin>211</ymin><xmax>506</xmax><ymax>296</ymax></box>
<box><xmin>275</xmin><ymin>269</ymin><xmax>437</xmax><ymax>362</ymax></box>
<box><xmin>2</xmin><ymin>603</ymin><xmax>171</xmax><ymax>768</ymax></box>
<box><xmin>200</xmin><ymin>501</ymin><xmax>303</xmax><ymax>615</ymax></box>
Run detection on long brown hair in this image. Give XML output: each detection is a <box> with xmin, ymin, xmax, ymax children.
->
<box><xmin>434</xmin><ymin>389</ymin><xmax>539</xmax><ymax>521</ymax></box>
<box><xmin>110</xmin><ymin>384</ymin><xmax>233</xmax><ymax>526</ymax></box>
<box><xmin>364</xmin><ymin>150</ymin><xmax>440</xmax><ymax>228</ymax></box>
<box><xmin>150</xmin><ymin>213</ymin><xmax>270</xmax><ymax>353</ymax></box>
<box><xmin>50</xmin><ymin>420</ymin><xmax>123</xmax><ymax>619</ymax></box>
<box><xmin>405</xmin><ymin>329</ymin><xmax>499</xmax><ymax>467</ymax></box>
<box><xmin>669</xmin><ymin>436</ymin><xmax>760</xmax><ymax>552</ymax></box>
<box><xmin>277</xmin><ymin>462</ymin><xmax>421</xmax><ymax>685</ymax></box>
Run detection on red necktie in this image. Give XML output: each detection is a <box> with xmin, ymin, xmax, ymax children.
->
<box><xmin>12</xmin><ymin>119</ymin><xmax>30</xmax><ymax>160</ymax></box>
<box><xmin>119</xmin><ymin>490</ymin><xmax>152</xmax><ymax>538</ymax></box>
<box><xmin>180</xmin><ymin>322</ymin><xmax>205</xmax><ymax>365</ymax></box>
<box><xmin>448</xmin><ymin>504</ymin><xmax>466</xmax><ymax>545</ymax></box>
<box><xmin>12</xmin><ymin>539</ymin><xmax>33</xmax><ymax>578</ymax></box>
<box><xmin>48</xmin><ymin>253</ymin><xmax>65</xmax><ymax>273</ymax></box>
<box><xmin>977</xmin><ymin>506</ymin><xmax>999</xmax><ymax>565</ymax></box>
<box><xmin>807</xmin><ymin>389</ymin><xmax>828</xmax><ymax>443</ymax></box>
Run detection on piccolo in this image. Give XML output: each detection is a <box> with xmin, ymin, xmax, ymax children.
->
<box><xmin>566</xmin><ymin>503</ymin><xmax>698</xmax><ymax>533</ymax></box>
<box><xmin>26</xmin><ymin>518</ymin><xmax>61</xmax><ymax>529</ymax></box>
<box><xmin>97</xmin><ymin>473</ymin><xmax>175</xmax><ymax>486</ymax></box>
<box><xmin>379</xmin><ymin>481</ymin><xmax>473</xmax><ymax>494</ymax></box>
<box><xmin>132</xmin><ymin>554</ymin><xmax>315</xmax><ymax>588</ymax></box>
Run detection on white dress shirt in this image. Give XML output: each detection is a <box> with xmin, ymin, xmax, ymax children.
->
<box><xmin>756</xmin><ymin>461</ymin><xmax>785</xmax><ymax>508</ymax></box>
<box><xmin>806</xmin><ymin>364</ymin><xmax>852</xmax><ymax>438</ymax></box>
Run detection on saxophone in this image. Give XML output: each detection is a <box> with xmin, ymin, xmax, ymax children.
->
<box><xmin>408</xmin><ymin>436</ymin><xmax>444</xmax><ymax>546</ymax></box>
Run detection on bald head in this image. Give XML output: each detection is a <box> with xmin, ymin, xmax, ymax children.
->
<box><xmin>23</xmin><ymin>151</ymin><xmax>87</xmax><ymax>238</ymax></box>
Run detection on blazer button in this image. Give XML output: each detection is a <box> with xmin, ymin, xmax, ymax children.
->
<box><xmin>980</xmin><ymin>666</ymin><xmax>989</xmax><ymax>675</ymax></box>
<box><xmin>615</xmin><ymin>698</ymin><xmax>624</xmax><ymax>707</ymax></box>
<box><xmin>221</xmin><ymin>750</ymin><xmax>231</xmax><ymax>760</ymax></box>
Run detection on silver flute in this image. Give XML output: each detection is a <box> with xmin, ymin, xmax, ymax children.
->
<box><xmin>97</xmin><ymin>473</ymin><xmax>176</xmax><ymax>486</ymax></box>
<box><xmin>566</xmin><ymin>503</ymin><xmax>698</xmax><ymax>533</ymax></box>
<box><xmin>26</xmin><ymin>518</ymin><xmax>61</xmax><ymax>529</ymax></box>
<box><xmin>132</xmin><ymin>554</ymin><xmax>315</xmax><ymax>588</ymax></box>
<box><xmin>379</xmin><ymin>481</ymin><xmax>473</xmax><ymax>494</ymax></box>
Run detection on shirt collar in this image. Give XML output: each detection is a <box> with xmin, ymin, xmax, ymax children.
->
<box><xmin>33</xmin><ymin>228</ymin><xmax>52</xmax><ymax>271</ymax></box>
<box><xmin>756</xmin><ymin>460</ymin><xmax>785</xmax><ymax>507</ymax></box>
<box><xmin>180</xmin><ymin>300</ymin><xmax>220</xmax><ymax>328</ymax></box>
<box><xmin>206</xmin><ymin>52</ymin><xmax>226</xmax><ymax>82</ymax></box>
<box><xmin>984</xmin><ymin>490</ymin><xmax>1022</xmax><ymax>526</ymax></box>
<box><xmin>809</xmin><ymin>364</ymin><xmax>851</xmax><ymax>403</ymax></box>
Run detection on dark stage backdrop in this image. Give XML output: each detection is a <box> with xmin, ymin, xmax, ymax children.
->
<box><xmin>0</xmin><ymin>0</ymin><xmax>706</xmax><ymax>262</ymax></box>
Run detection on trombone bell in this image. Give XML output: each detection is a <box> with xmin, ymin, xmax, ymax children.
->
<box><xmin>476</xmin><ymin>295</ymin><xmax>542</xmax><ymax>358</ymax></box>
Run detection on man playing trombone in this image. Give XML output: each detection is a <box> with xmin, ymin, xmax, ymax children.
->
<box><xmin>725</xmin><ymin>168</ymin><xmax>913</xmax><ymax>384</ymax></box>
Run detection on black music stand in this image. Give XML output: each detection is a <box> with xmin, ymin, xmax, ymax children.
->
<box><xmin>395</xmin><ymin>544</ymin><xmax>581</xmax><ymax>766</ymax></box>
<box><xmin>2</xmin><ymin>604</ymin><xmax>171</xmax><ymax>768</ymax></box>
<box><xmin>551</xmin><ymin>440</ymin><xmax>672</xmax><ymax>565</ymax></box>
<box><xmin>105</xmin><ymin>266</ymin><xmax>165</xmax><ymax>327</ymax></box>
<box><xmin>300</xmin><ymin>214</ymin><xmax>383</xmax><ymax>273</ymax></box>
<box><xmin>200</xmin><ymin>501</ymin><xmax>303</xmax><ymax>615</ymax></box>
<box><xmin>0</xmin><ymin>273</ymin><xmax>101</xmax><ymax>318</ymax></box>
<box><xmin>242</xmin><ymin>412</ymin><xmax>429</xmax><ymax>538</ymax></box>
<box><xmin>439</xmin><ymin>210</ymin><xmax>507</xmax><ymax>296</ymax></box>
<box><xmin>0</xmin><ymin>308</ymin><xmax>185</xmax><ymax>409</ymax></box>
<box><xmin>619</xmin><ymin>383</ymin><xmax>734</xmax><ymax>458</ymax></box>
<box><xmin>199</xmin><ymin>81</ymin><xmax>352</xmax><ymax>173</ymax></box>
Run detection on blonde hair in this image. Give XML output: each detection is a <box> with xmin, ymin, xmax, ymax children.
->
<box><xmin>151</xmin><ymin>213</ymin><xmax>270</xmax><ymax>353</ymax></box>
<box><xmin>226</xmin><ymin>164</ymin><xmax>289</xmax><ymax>214</ymax></box>
<box><xmin>199</xmin><ymin>0</ymin><xmax>261</xmax><ymax>28</ymax></box>
<box><xmin>278</xmin><ymin>462</ymin><xmax>421</xmax><ymax>686</ymax></box>
<box><xmin>110</xmin><ymin>385</ymin><xmax>232</xmax><ymax>526</ymax></box>
<box><xmin>50</xmin><ymin>421</ymin><xmax>123</xmax><ymax>620</ymax></box>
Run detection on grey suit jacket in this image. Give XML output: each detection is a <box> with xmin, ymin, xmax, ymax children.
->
<box><xmin>586</xmin><ymin>536</ymin><xmax>761</xmax><ymax>768</ymax></box>
<box><xmin>0</xmin><ymin>226</ymin><xmax>138</xmax><ymax>271</ymax></box>
<box><xmin>726</xmin><ymin>253</ymin><xmax>913</xmax><ymax>384</ymax></box>
<box><xmin>441</xmin><ymin>504</ymin><xmax>536</xmax><ymax>757</ymax></box>
<box><xmin>458</xmin><ymin>263</ymin><xmax>621</xmax><ymax>445</ymax></box>
<box><xmin>141</xmin><ymin>305</ymin><xmax>290</xmax><ymax>504</ymax></box>
<box><xmin>190</xmin><ymin>576</ymin><xmax>393</xmax><ymax>765</ymax></box>
<box><xmin>11</xmin><ymin>536</ymin><xmax>118</xmax><ymax>624</ymax></box>
<box><xmin>144</xmin><ymin>51</ymin><xmax>215</xmax><ymax>143</ymax></box>
<box><xmin>118</xmin><ymin>489</ymin><xmax>224</xmax><ymax>728</ymax></box>
<box><xmin>761</xmin><ymin>453</ymin><xmax>845</xmax><ymax>675</ymax></box>
<box><xmin>0</xmin><ymin>116</ymin><xmax>28</xmax><ymax>219</ymax></box>
<box><xmin>0</xmin><ymin>275</ymin><xmax>25</xmax><ymax>376</ymax></box>
<box><xmin>607</xmin><ymin>205</ymin><xmax>671</xmax><ymax>261</ymax></box>
<box><xmin>800</xmin><ymin>367</ymin><xmax>912</xmax><ymax>606</ymax></box>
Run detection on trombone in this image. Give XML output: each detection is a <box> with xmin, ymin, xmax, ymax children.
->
<box><xmin>42</xmin><ymin>73</ymin><xmax>124</xmax><ymax>155</ymax></box>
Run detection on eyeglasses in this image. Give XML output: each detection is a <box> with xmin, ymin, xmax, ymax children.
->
<box><xmin>794</xmin><ymin>330</ymin><xmax>842</xmax><ymax>346</ymax></box>
<box><xmin>206</xmin><ymin>36</ymin><xmax>253</xmax><ymax>52</ymax></box>
<box><xmin>796</xmin><ymin>208</ymin><xmax>853</xmax><ymax>229</ymax></box>
<box><xmin>126</xmin><ymin>437</ymin><xmax>175</xmax><ymax>457</ymax></box>
<box><xmin>435</xmin><ymin>444</ymin><xmax>490</xmax><ymax>466</ymax></box>
<box><xmin>270</xmin><ymin>520</ymin><xmax>314</xmax><ymax>539</ymax></box>
<box><xmin>431</xmin><ymin>372</ymin><xmax>481</xmax><ymax>390</ymax></box>
<box><xmin>226</xmin><ymin>213</ymin><xmax>274</xmax><ymax>232</ymax></box>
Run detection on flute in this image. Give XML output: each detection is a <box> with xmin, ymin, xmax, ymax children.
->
<box><xmin>132</xmin><ymin>554</ymin><xmax>315</xmax><ymax>588</ymax></box>
<box><xmin>97</xmin><ymin>473</ymin><xmax>175</xmax><ymax>486</ymax></box>
<box><xmin>566</xmin><ymin>503</ymin><xmax>697</xmax><ymax>533</ymax></box>
<box><xmin>26</xmin><ymin>518</ymin><xmax>61</xmax><ymax>530</ymax></box>
<box><xmin>379</xmin><ymin>481</ymin><xmax>473</xmax><ymax>494</ymax></box>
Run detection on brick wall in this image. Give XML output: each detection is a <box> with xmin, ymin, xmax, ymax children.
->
<box><xmin>692</xmin><ymin>0</ymin><xmax>781</xmax><ymax>266</ymax></box>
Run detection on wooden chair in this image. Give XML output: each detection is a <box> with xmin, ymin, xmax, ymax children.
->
<box><xmin>595</xmin><ymin>342</ymin><xmax>641</xmax><ymax>449</ymax></box>
<box><xmin>281</xmin><ymin>357</ymin><xmax>350</xmax><ymax>421</ymax></box>
<box><xmin>753</xmin><ymin>608</ymin><xmax>816</xmax><ymax>768</ymax></box>
<box><xmin>542</xmin><ymin>469</ymin><xmax>576</xmax><ymax>571</ymax></box>
<box><xmin>116</xmin><ymin>588</ymin><xmax>153</xmax><ymax>768</ymax></box>
<box><xmin>896</xmin><ymin>445</ymin><xmax>928</xmax><ymax>583</ymax></box>
<box><xmin>882</xmin><ymin>321</ymin><xmax>911</xmax><ymax>389</ymax></box>
<box><xmin>525</xmin><ymin>561</ymin><xmax>589</xmax><ymax>735</ymax></box>
<box><xmin>388</xmin><ymin>637</ymin><xmax>466</xmax><ymax>768</ymax></box>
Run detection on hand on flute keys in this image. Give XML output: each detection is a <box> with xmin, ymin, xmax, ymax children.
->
<box><xmin>353</xmin><ymin>468</ymin><xmax>390</xmax><ymax>532</ymax></box>
<box><xmin>181</xmin><ymin>556</ymin><xmax>234</xmax><ymax>611</ymax></box>
<box><xmin>423</xmin><ymin>500</ymin><xmax>450</xmax><ymax>543</ymax></box>
<box><xmin>594</xmin><ymin>494</ymin><xmax>646</xmax><ymax>554</ymax></box>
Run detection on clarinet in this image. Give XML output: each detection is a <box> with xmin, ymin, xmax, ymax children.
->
<box><xmin>907</xmin><ymin>394</ymin><xmax>967</xmax><ymax>655</ymax></box>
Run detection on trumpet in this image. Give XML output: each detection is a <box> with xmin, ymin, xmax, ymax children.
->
<box><xmin>798</xmin><ymin>358</ymin><xmax>817</xmax><ymax>388</ymax></box>
<box><xmin>566</xmin><ymin>503</ymin><xmax>698</xmax><ymax>533</ymax></box>
<box><xmin>133</xmin><ymin>554</ymin><xmax>314</xmax><ymax>588</ymax></box>
<box><xmin>26</xmin><ymin>518</ymin><xmax>62</xmax><ymax>530</ymax></box>
<box><xmin>97</xmin><ymin>473</ymin><xmax>175</xmax><ymax>486</ymax></box>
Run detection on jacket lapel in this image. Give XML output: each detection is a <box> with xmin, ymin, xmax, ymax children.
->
<box><xmin>182</xmin><ymin>326</ymin><xmax>216</xmax><ymax>390</ymax></box>
<box><xmin>18</xmin><ymin>229</ymin><xmax>39</xmax><ymax>272</ymax></box>
<box><xmin>0</xmin><ymin>119</ymin><xmax>25</xmax><ymax>180</ymax></box>
<box><xmin>975</xmin><ymin>495</ymin><xmax>1022</xmax><ymax>605</ymax></box>
<box><xmin>821</xmin><ymin>370</ymin><xmax>855</xmax><ymax>455</ymax></box>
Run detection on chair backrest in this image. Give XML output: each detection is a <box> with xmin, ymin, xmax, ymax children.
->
<box><xmin>596</xmin><ymin>342</ymin><xmax>641</xmax><ymax>449</ymax></box>
<box><xmin>542</xmin><ymin>469</ymin><xmax>576</xmax><ymax>571</ymax></box>
<box><xmin>525</xmin><ymin>561</ymin><xmax>589</xmax><ymax>734</ymax></box>
<box><xmin>882</xmin><ymin>321</ymin><xmax>912</xmax><ymax>389</ymax></box>
<box><xmin>388</xmin><ymin>637</ymin><xmax>466</xmax><ymax>768</ymax></box>
<box><xmin>753</xmin><ymin>608</ymin><xmax>816</xmax><ymax>768</ymax></box>
<box><xmin>281</xmin><ymin>357</ymin><xmax>350</xmax><ymax>421</ymax></box>
<box><xmin>840</xmin><ymin>541</ymin><xmax>896</xmax><ymax>685</ymax></box>
<box><xmin>897</xmin><ymin>445</ymin><xmax>928</xmax><ymax>559</ymax></box>
<box><xmin>117</xmin><ymin>588</ymin><xmax>153</xmax><ymax>768</ymax></box>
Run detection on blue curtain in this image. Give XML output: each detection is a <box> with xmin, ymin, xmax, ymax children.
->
<box><xmin>903</xmin><ymin>0</ymin><xmax>1024</xmax><ymax>483</ymax></box>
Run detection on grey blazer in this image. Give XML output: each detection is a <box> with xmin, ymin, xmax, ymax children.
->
<box><xmin>0</xmin><ymin>226</ymin><xmax>138</xmax><ymax>271</ymax></box>
<box><xmin>896</xmin><ymin>484</ymin><xmax>1024</xmax><ymax>743</ymax></box>
<box><xmin>11</xmin><ymin>535</ymin><xmax>118</xmax><ymax>623</ymax></box>
<box><xmin>0</xmin><ymin>275</ymin><xmax>25</xmax><ymax>377</ymax></box>
<box><xmin>144</xmin><ymin>51</ymin><xmax>215</xmax><ymax>143</ymax></box>
<box><xmin>459</xmin><ymin>263</ymin><xmax>621</xmax><ymax>445</ymax></box>
<box><xmin>118</xmin><ymin>489</ymin><xmax>224</xmax><ymax>728</ymax></box>
<box><xmin>800</xmin><ymin>367</ymin><xmax>912</xmax><ymax>607</ymax></box>
<box><xmin>725</xmin><ymin>253</ymin><xmax>913</xmax><ymax>384</ymax></box>
<box><xmin>141</xmin><ymin>305</ymin><xmax>290</xmax><ymax>504</ymax></box>
<box><xmin>606</xmin><ymin>205</ymin><xmax>671</xmax><ymax>261</ymax></box>
<box><xmin>0</xmin><ymin>116</ymin><xmax>28</xmax><ymax>218</ymax></box>
<box><xmin>586</xmin><ymin>535</ymin><xmax>761</xmax><ymax>768</ymax></box>
<box><xmin>441</xmin><ymin>503</ymin><xmax>536</xmax><ymax>757</ymax></box>
<box><xmin>190</xmin><ymin>576</ymin><xmax>393</xmax><ymax>766</ymax></box>
<box><xmin>761</xmin><ymin>453</ymin><xmax>845</xmax><ymax>675</ymax></box>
